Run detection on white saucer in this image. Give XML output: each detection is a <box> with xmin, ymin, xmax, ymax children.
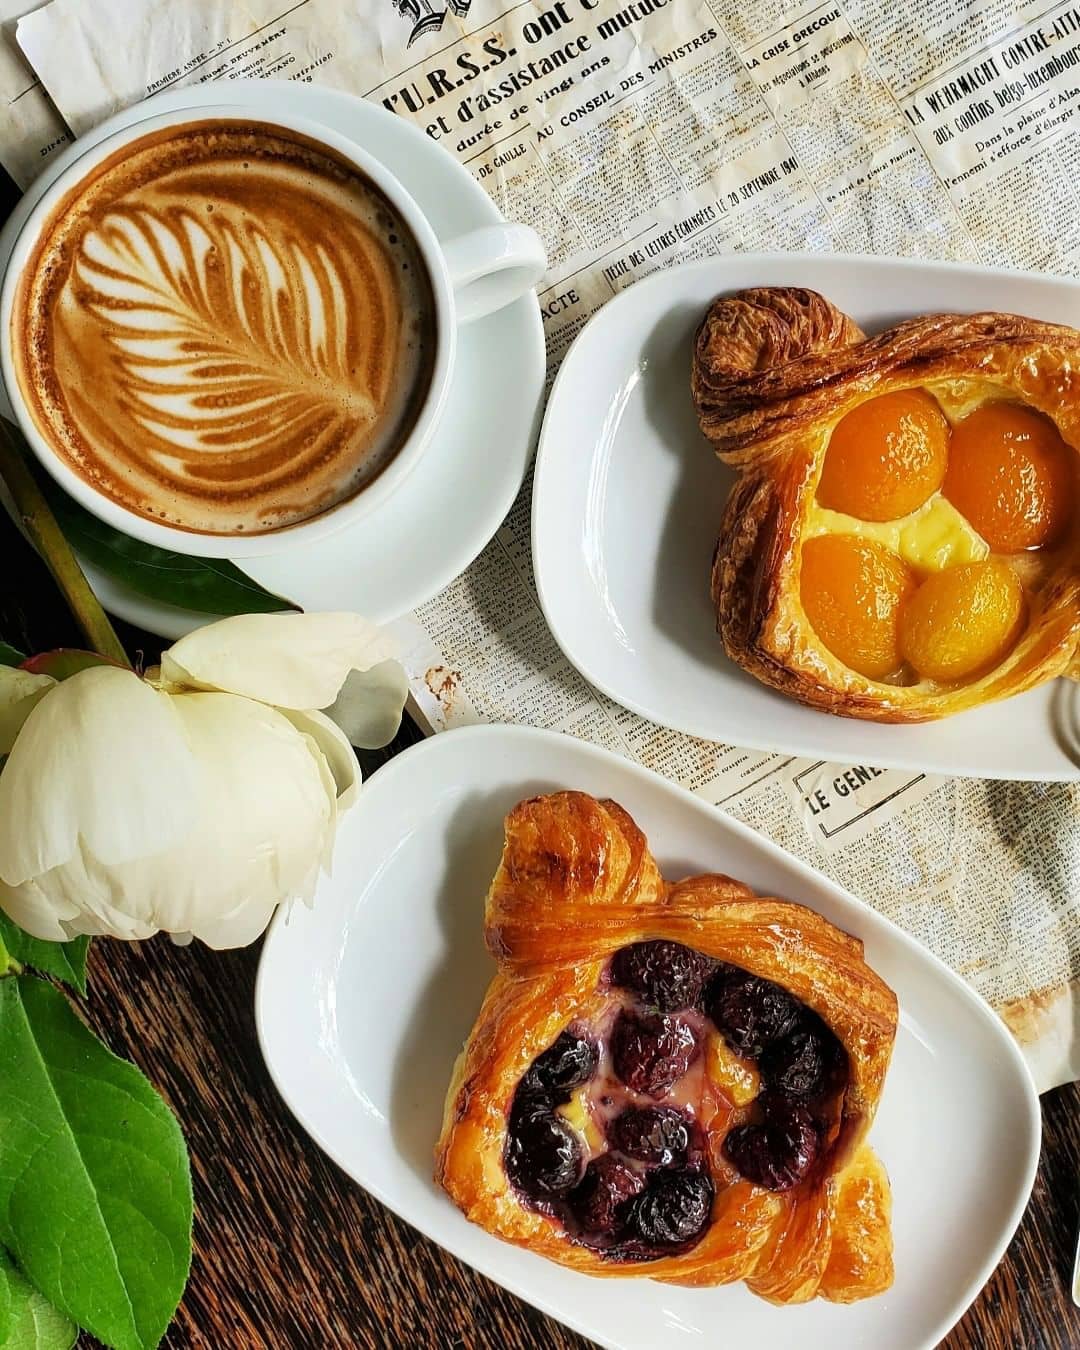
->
<box><xmin>532</xmin><ymin>253</ymin><xmax>1080</xmax><ymax>781</ymax></box>
<box><xmin>256</xmin><ymin>724</ymin><xmax>1039</xmax><ymax>1350</ymax></box>
<box><xmin>0</xmin><ymin>82</ymin><xmax>545</xmax><ymax>637</ymax></box>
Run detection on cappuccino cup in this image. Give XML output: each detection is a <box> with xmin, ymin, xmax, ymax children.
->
<box><xmin>0</xmin><ymin>105</ymin><xmax>546</xmax><ymax>557</ymax></box>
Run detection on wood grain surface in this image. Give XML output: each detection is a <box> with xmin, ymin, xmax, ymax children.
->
<box><xmin>1</xmin><ymin>511</ymin><xmax>1077</xmax><ymax>1350</ymax></box>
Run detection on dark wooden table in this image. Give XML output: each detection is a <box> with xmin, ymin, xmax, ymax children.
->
<box><xmin>2</xmin><ymin>487</ymin><xmax>1078</xmax><ymax>1350</ymax></box>
<box><xmin>1</xmin><ymin>171</ymin><xmax>1078</xmax><ymax>1350</ymax></box>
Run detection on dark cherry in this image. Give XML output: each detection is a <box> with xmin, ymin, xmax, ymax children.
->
<box><xmin>628</xmin><ymin>1169</ymin><xmax>713</xmax><ymax>1247</ymax></box>
<box><xmin>609</xmin><ymin>1106</ymin><xmax>691</xmax><ymax>1167</ymax></box>
<box><xmin>759</xmin><ymin>1017</ymin><xmax>846</xmax><ymax>1100</ymax></box>
<box><xmin>610</xmin><ymin>1009</ymin><xmax>698</xmax><ymax>1098</ymax></box>
<box><xmin>568</xmin><ymin>1154</ymin><xmax>645</xmax><ymax>1234</ymax></box>
<box><xmin>705</xmin><ymin>963</ymin><xmax>801</xmax><ymax>1058</ymax></box>
<box><xmin>505</xmin><ymin>1101</ymin><xmax>584</xmax><ymax>1199</ymax></box>
<box><xmin>523</xmin><ymin>1030</ymin><xmax>600</xmax><ymax>1100</ymax></box>
<box><xmin>610</xmin><ymin>940</ymin><xmax>714</xmax><ymax>1012</ymax></box>
<box><xmin>723</xmin><ymin>1096</ymin><xmax>820</xmax><ymax>1192</ymax></box>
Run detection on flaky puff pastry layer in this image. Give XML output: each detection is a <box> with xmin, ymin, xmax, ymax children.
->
<box><xmin>692</xmin><ymin>287</ymin><xmax>1080</xmax><ymax>720</ymax></box>
<box><xmin>435</xmin><ymin>791</ymin><xmax>898</xmax><ymax>1303</ymax></box>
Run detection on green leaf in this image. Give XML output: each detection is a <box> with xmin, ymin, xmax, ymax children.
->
<box><xmin>0</xmin><ymin>645</ymin><xmax>25</xmax><ymax>668</ymax></box>
<box><xmin>0</xmin><ymin>916</ymin><xmax>89</xmax><ymax>995</ymax></box>
<box><xmin>0</xmin><ymin>978</ymin><xmax>192</xmax><ymax>1350</ymax></box>
<box><xmin>0</xmin><ymin>1251</ymin><xmax>76</xmax><ymax>1349</ymax></box>
<box><xmin>47</xmin><ymin>484</ymin><xmax>299</xmax><ymax>617</ymax></box>
<box><xmin>0</xmin><ymin>1249</ymin><xmax>8</xmax><ymax>1342</ymax></box>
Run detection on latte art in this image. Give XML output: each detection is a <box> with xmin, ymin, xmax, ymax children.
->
<box><xmin>79</xmin><ymin>205</ymin><xmax>381</xmax><ymax>452</ymax></box>
<box><xmin>14</xmin><ymin>121</ymin><xmax>437</xmax><ymax>534</ymax></box>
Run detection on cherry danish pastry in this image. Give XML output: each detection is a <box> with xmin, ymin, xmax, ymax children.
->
<box><xmin>435</xmin><ymin>791</ymin><xmax>898</xmax><ymax>1304</ymax></box>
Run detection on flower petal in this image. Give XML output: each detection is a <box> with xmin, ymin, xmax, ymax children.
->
<box><xmin>0</xmin><ymin>666</ymin><xmax>198</xmax><ymax>884</ymax></box>
<box><xmin>99</xmin><ymin>690</ymin><xmax>339</xmax><ymax>947</ymax></box>
<box><xmin>279</xmin><ymin>708</ymin><xmax>360</xmax><ymax>810</ymax></box>
<box><xmin>2</xmin><ymin>692</ymin><xmax>338</xmax><ymax>946</ymax></box>
<box><xmin>323</xmin><ymin>660</ymin><xmax>408</xmax><ymax>749</ymax></box>
<box><xmin>159</xmin><ymin>612</ymin><xmax>400</xmax><ymax>710</ymax></box>
<box><xmin>0</xmin><ymin>667</ymin><xmax>55</xmax><ymax>755</ymax></box>
<box><xmin>0</xmin><ymin>874</ymin><xmax>83</xmax><ymax>941</ymax></box>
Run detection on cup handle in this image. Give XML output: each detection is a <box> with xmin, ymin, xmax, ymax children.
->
<box><xmin>441</xmin><ymin>224</ymin><xmax>547</xmax><ymax>324</ymax></box>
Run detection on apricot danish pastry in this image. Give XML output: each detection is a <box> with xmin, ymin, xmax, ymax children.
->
<box><xmin>435</xmin><ymin>791</ymin><xmax>898</xmax><ymax>1303</ymax></box>
<box><xmin>692</xmin><ymin>287</ymin><xmax>1080</xmax><ymax>720</ymax></box>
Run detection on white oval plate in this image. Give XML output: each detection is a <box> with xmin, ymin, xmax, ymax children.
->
<box><xmin>256</xmin><ymin>723</ymin><xmax>1039</xmax><ymax>1350</ymax></box>
<box><xmin>0</xmin><ymin>80</ymin><xmax>545</xmax><ymax>638</ymax></box>
<box><xmin>532</xmin><ymin>253</ymin><xmax>1080</xmax><ymax>781</ymax></box>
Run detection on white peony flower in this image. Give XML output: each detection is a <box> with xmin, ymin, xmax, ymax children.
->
<box><xmin>0</xmin><ymin>612</ymin><xmax>408</xmax><ymax>948</ymax></box>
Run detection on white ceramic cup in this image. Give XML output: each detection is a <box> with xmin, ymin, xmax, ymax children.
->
<box><xmin>0</xmin><ymin>104</ymin><xmax>547</xmax><ymax>557</ymax></box>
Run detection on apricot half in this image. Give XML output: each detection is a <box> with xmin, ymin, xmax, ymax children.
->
<box><xmin>817</xmin><ymin>389</ymin><xmax>951</xmax><ymax>522</ymax></box>
<box><xmin>801</xmin><ymin>535</ymin><xmax>917</xmax><ymax>680</ymax></box>
<box><xmin>943</xmin><ymin>403</ymin><xmax>1074</xmax><ymax>552</ymax></box>
<box><xmin>899</xmin><ymin>560</ymin><xmax>1026</xmax><ymax>682</ymax></box>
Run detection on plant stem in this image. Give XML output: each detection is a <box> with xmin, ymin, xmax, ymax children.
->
<box><xmin>0</xmin><ymin>420</ymin><xmax>130</xmax><ymax>668</ymax></box>
<box><xmin>0</xmin><ymin>930</ymin><xmax>22</xmax><ymax>978</ymax></box>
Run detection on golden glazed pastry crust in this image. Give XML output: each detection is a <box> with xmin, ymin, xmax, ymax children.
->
<box><xmin>435</xmin><ymin>791</ymin><xmax>898</xmax><ymax>1303</ymax></box>
<box><xmin>692</xmin><ymin>288</ymin><xmax>1080</xmax><ymax>720</ymax></box>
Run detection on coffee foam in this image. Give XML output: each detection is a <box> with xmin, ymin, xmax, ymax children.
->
<box><xmin>14</xmin><ymin>120</ymin><xmax>438</xmax><ymax>534</ymax></box>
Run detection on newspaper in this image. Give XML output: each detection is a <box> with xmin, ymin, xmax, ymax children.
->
<box><xmin>7</xmin><ymin>0</ymin><xmax>1080</xmax><ymax>1090</ymax></box>
<box><xmin>0</xmin><ymin>0</ymin><xmax>69</xmax><ymax>187</ymax></box>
